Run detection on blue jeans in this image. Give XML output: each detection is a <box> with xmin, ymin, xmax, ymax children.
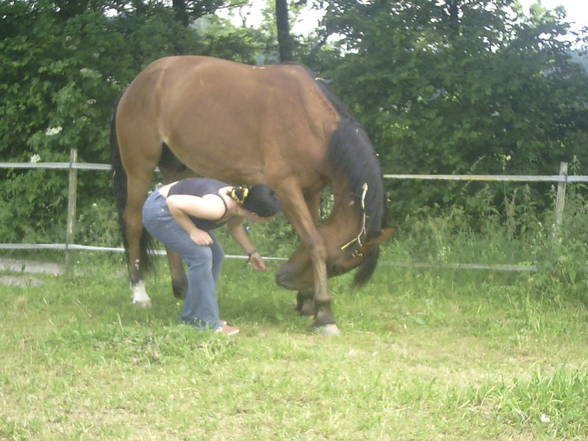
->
<box><xmin>142</xmin><ymin>190</ymin><xmax>224</xmax><ymax>329</ymax></box>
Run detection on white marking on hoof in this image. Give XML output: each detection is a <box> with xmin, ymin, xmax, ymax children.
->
<box><xmin>133</xmin><ymin>298</ymin><xmax>152</xmax><ymax>308</ymax></box>
<box><xmin>131</xmin><ymin>281</ymin><xmax>152</xmax><ymax>308</ymax></box>
<box><xmin>315</xmin><ymin>324</ymin><xmax>341</xmax><ymax>336</ymax></box>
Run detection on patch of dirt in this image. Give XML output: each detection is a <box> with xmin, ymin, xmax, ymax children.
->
<box><xmin>0</xmin><ymin>258</ymin><xmax>64</xmax><ymax>287</ymax></box>
<box><xmin>0</xmin><ymin>275</ymin><xmax>44</xmax><ymax>287</ymax></box>
<box><xmin>0</xmin><ymin>258</ymin><xmax>63</xmax><ymax>275</ymax></box>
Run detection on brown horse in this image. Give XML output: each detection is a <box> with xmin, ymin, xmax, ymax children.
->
<box><xmin>111</xmin><ymin>55</ymin><xmax>393</xmax><ymax>335</ymax></box>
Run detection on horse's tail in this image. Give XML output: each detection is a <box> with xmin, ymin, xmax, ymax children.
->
<box><xmin>111</xmin><ymin>99</ymin><xmax>156</xmax><ymax>276</ymax></box>
<box><xmin>110</xmin><ymin>99</ymin><xmax>126</xmax><ymax>247</ymax></box>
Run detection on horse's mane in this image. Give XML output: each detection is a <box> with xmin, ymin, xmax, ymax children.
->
<box><xmin>312</xmin><ymin>75</ymin><xmax>388</xmax><ymax>287</ymax></box>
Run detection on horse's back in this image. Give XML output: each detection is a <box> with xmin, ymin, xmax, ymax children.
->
<box><xmin>117</xmin><ymin>56</ymin><xmax>339</xmax><ymax>189</ymax></box>
<box><xmin>125</xmin><ymin>55</ymin><xmax>321</xmax><ymax>104</ymax></box>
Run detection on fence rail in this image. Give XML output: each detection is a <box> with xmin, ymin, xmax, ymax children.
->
<box><xmin>0</xmin><ymin>162</ymin><xmax>111</xmax><ymax>170</ymax></box>
<box><xmin>2</xmin><ymin>152</ymin><xmax>587</xmax><ymax>273</ymax></box>
<box><xmin>5</xmin><ymin>161</ymin><xmax>588</xmax><ymax>182</ymax></box>
<box><xmin>383</xmin><ymin>173</ymin><xmax>588</xmax><ymax>183</ymax></box>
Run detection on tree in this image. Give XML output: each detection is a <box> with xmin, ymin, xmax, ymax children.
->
<box><xmin>314</xmin><ymin>0</ymin><xmax>588</xmax><ymax>213</ymax></box>
<box><xmin>275</xmin><ymin>0</ymin><xmax>294</xmax><ymax>61</ymax></box>
<box><xmin>0</xmin><ymin>0</ymin><xmax>264</xmax><ymax>243</ymax></box>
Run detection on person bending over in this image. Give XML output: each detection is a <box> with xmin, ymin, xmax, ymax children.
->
<box><xmin>142</xmin><ymin>177</ymin><xmax>281</xmax><ymax>335</ymax></box>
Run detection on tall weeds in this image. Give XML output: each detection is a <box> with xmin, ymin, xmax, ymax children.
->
<box><xmin>386</xmin><ymin>180</ymin><xmax>588</xmax><ymax>304</ymax></box>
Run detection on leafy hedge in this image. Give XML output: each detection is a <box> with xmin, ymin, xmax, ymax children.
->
<box><xmin>1</xmin><ymin>0</ymin><xmax>587</xmax><ymax>247</ymax></box>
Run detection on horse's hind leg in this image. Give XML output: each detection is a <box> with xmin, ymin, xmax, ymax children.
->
<box><xmin>166</xmin><ymin>251</ymin><xmax>187</xmax><ymax>299</ymax></box>
<box><xmin>296</xmin><ymin>290</ymin><xmax>315</xmax><ymax>316</ymax></box>
<box><xmin>119</xmin><ymin>136</ymin><xmax>162</xmax><ymax>306</ymax></box>
<box><xmin>125</xmin><ymin>168</ymin><xmax>157</xmax><ymax>307</ymax></box>
<box><xmin>115</xmin><ymin>89</ymin><xmax>164</xmax><ymax>307</ymax></box>
<box><xmin>159</xmin><ymin>151</ymin><xmax>196</xmax><ymax>300</ymax></box>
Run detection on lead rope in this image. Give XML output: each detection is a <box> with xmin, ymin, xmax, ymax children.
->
<box><xmin>340</xmin><ymin>183</ymin><xmax>369</xmax><ymax>253</ymax></box>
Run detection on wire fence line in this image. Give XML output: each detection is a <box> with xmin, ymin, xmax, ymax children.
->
<box><xmin>0</xmin><ymin>243</ymin><xmax>287</xmax><ymax>261</ymax></box>
<box><xmin>0</xmin><ymin>243</ymin><xmax>540</xmax><ymax>273</ymax></box>
<box><xmin>2</xmin><ymin>153</ymin><xmax>587</xmax><ymax>273</ymax></box>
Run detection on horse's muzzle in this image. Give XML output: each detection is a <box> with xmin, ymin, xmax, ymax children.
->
<box><xmin>276</xmin><ymin>264</ymin><xmax>312</xmax><ymax>291</ymax></box>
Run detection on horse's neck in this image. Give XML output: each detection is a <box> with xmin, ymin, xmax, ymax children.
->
<box><xmin>325</xmin><ymin>182</ymin><xmax>362</xmax><ymax>235</ymax></box>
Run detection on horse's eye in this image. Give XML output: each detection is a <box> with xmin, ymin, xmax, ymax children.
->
<box><xmin>328</xmin><ymin>264</ymin><xmax>343</xmax><ymax>275</ymax></box>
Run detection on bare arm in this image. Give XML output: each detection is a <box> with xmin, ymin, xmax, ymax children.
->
<box><xmin>226</xmin><ymin>217</ymin><xmax>266</xmax><ymax>271</ymax></box>
<box><xmin>166</xmin><ymin>194</ymin><xmax>225</xmax><ymax>246</ymax></box>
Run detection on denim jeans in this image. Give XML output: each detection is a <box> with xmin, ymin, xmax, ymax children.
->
<box><xmin>142</xmin><ymin>190</ymin><xmax>224</xmax><ymax>329</ymax></box>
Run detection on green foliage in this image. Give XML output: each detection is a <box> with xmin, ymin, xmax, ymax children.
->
<box><xmin>0</xmin><ymin>1</ymin><xmax>131</xmax><ymax>242</ymax></box>
<box><xmin>1</xmin><ymin>0</ymin><xmax>588</xmax><ymax>258</ymax></box>
<box><xmin>0</xmin><ymin>169</ymin><xmax>68</xmax><ymax>242</ymax></box>
<box><xmin>0</xmin><ymin>0</ymin><xmax>264</xmax><ymax>244</ymax></box>
<box><xmin>384</xmin><ymin>178</ymin><xmax>588</xmax><ymax>305</ymax></box>
<box><xmin>525</xmin><ymin>183</ymin><xmax>588</xmax><ymax>304</ymax></box>
<box><xmin>309</xmin><ymin>0</ymin><xmax>588</xmax><ymax>215</ymax></box>
<box><xmin>76</xmin><ymin>196</ymin><xmax>121</xmax><ymax>246</ymax></box>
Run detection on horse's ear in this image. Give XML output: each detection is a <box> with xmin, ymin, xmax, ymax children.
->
<box><xmin>356</xmin><ymin>227</ymin><xmax>396</xmax><ymax>255</ymax></box>
<box><xmin>370</xmin><ymin>227</ymin><xmax>396</xmax><ymax>246</ymax></box>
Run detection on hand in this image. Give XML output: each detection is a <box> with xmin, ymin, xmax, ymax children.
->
<box><xmin>190</xmin><ymin>229</ymin><xmax>213</xmax><ymax>246</ymax></box>
<box><xmin>248</xmin><ymin>252</ymin><xmax>267</xmax><ymax>271</ymax></box>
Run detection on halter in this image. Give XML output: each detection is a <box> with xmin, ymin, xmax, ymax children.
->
<box><xmin>340</xmin><ymin>182</ymin><xmax>368</xmax><ymax>257</ymax></box>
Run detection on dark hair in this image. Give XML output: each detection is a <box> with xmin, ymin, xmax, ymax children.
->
<box><xmin>242</xmin><ymin>185</ymin><xmax>281</xmax><ymax>217</ymax></box>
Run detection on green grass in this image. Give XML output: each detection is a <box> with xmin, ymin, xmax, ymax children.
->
<box><xmin>0</xmin><ymin>252</ymin><xmax>587</xmax><ymax>441</ymax></box>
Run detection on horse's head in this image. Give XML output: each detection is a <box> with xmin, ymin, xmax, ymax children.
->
<box><xmin>276</xmin><ymin>226</ymin><xmax>395</xmax><ymax>291</ymax></box>
<box><xmin>276</xmin><ymin>78</ymin><xmax>395</xmax><ymax>291</ymax></box>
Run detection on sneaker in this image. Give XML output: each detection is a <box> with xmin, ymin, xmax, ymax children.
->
<box><xmin>215</xmin><ymin>324</ymin><xmax>240</xmax><ymax>336</ymax></box>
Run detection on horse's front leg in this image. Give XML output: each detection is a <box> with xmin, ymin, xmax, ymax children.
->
<box><xmin>276</xmin><ymin>181</ymin><xmax>339</xmax><ymax>335</ymax></box>
<box><xmin>294</xmin><ymin>192</ymin><xmax>321</xmax><ymax>317</ymax></box>
<box><xmin>308</xmin><ymin>240</ymin><xmax>337</xmax><ymax>332</ymax></box>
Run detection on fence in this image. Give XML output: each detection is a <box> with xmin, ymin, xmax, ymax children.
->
<box><xmin>2</xmin><ymin>149</ymin><xmax>588</xmax><ymax>273</ymax></box>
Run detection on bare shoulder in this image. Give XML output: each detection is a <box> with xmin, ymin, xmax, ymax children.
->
<box><xmin>167</xmin><ymin>193</ymin><xmax>226</xmax><ymax>220</ymax></box>
<box><xmin>158</xmin><ymin>182</ymin><xmax>176</xmax><ymax>198</ymax></box>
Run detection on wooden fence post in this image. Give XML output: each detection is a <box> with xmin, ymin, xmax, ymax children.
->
<box><xmin>554</xmin><ymin>161</ymin><xmax>568</xmax><ymax>236</ymax></box>
<box><xmin>65</xmin><ymin>148</ymin><xmax>78</xmax><ymax>275</ymax></box>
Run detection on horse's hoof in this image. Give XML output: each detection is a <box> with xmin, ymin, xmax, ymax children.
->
<box><xmin>172</xmin><ymin>280</ymin><xmax>187</xmax><ymax>299</ymax></box>
<box><xmin>314</xmin><ymin>324</ymin><xmax>341</xmax><ymax>336</ymax></box>
<box><xmin>297</xmin><ymin>305</ymin><xmax>315</xmax><ymax>316</ymax></box>
<box><xmin>132</xmin><ymin>299</ymin><xmax>152</xmax><ymax>308</ymax></box>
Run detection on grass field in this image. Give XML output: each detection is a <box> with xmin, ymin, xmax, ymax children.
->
<box><xmin>0</xmin><ymin>249</ymin><xmax>587</xmax><ymax>441</ymax></box>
